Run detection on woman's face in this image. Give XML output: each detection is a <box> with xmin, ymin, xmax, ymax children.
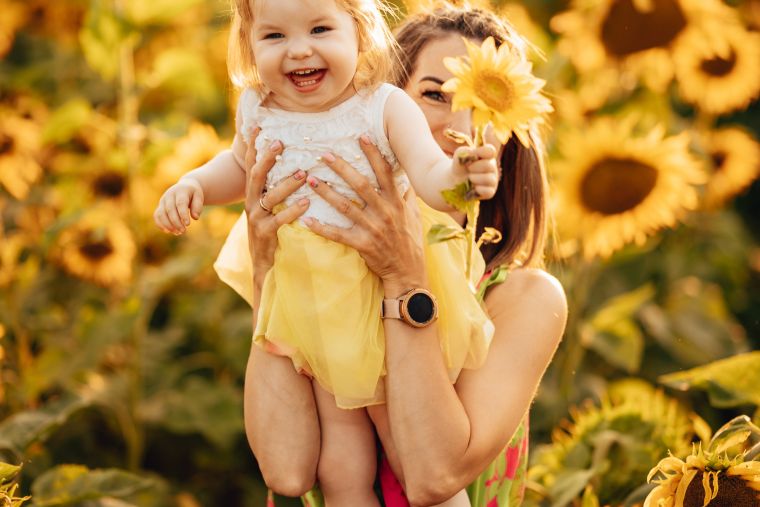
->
<box><xmin>402</xmin><ymin>33</ymin><xmax>481</xmax><ymax>156</ymax></box>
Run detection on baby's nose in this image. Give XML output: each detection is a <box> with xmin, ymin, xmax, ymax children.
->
<box><xmin>287</xmin><ymin>38</ymin><xmax>313</xmax><ymax>59</ymax></box>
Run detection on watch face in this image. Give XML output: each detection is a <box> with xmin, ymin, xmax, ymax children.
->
<box><xmin>407</xmin><ymin>292</ymin><xmax>435</xmax><ymax>324</ymax></box>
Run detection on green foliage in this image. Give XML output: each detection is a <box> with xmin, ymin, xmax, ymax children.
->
<box><xmin>659</xmin><ymin>352</ymin><xmax>760</xmax><ymax>409</ymax></box>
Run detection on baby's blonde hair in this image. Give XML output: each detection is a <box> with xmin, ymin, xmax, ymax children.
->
<box><xmin>228</xmin><ymin>0</ymin><xmax>398</xmax><ymax>93</ymax></box>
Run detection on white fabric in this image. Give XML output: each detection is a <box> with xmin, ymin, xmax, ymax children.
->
<box><xmin>239</xmin><ymin>83</ymin><xmax>411</xmax><ymax>228</ymax></box>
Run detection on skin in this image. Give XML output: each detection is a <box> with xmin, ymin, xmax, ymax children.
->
<box><xmin>252</xmin><ymin>0</ymin><xmax>358</xmax><ymax>113</ymax></box>
<box><xmin>242</xmin><ymin>33</ymin><xmax>567</xmax><ymax>506</ymax></box>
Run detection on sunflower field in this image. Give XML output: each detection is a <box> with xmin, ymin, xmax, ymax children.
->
<box><xmin>0</xmin><ymin>0</ymin><xmax>759</xmax><ymax>506</ymax></box>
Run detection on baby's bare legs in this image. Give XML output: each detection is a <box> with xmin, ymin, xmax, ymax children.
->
<box><xmin>313</xmin><ymin>382</ymin><xmax>381</xmax><ymax>507</ymax></box>
<box><xmin>367</xmin><ymin>404</ymin><xmax>472</xmax><ymax>507</ymax></box>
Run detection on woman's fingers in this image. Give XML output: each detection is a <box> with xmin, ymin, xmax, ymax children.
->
<box><xmin>274</xmin><ymin>198</ymin><xmax>310</xmax><ymax>227</ymax></box>
<box><xmin>262</xmin><ymin>170</ymin><xmax>307</xmax><ymax>211</ymax></box>
<box><xmin>358</xmin><ymin>135</ymin><xmax>396</xmax><ymax>197</ymax></box>
<box><xmin>306</xmin><ymin>175</ymin><xmax>365</xmax><ymax>225</ymax></box>
<box><xmin>245</xmin><ymin>127</ymin><xmax>260</xmax><ymax>169</ymax></box>
<box><xmin>319</xmin><ymin>149</ymin><xmax>382</xmax><ymax>208</ymax></box>
<box><xmin>304</xmin><ymin>217</ymin><xmax>359</xmax><ymax>250</ymax></box>
<box><xmin>246</xmin><ymin>140</ymin><xmax>283</xmax><ymax>214</ymax></box>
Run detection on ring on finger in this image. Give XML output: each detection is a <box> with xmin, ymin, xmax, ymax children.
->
<box><xmin>259</xmin><ymin>195</ymin><xmax>272</xmax><ymax>213</ymax></box>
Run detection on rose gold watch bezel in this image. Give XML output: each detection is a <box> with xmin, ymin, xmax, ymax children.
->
<box><xmin>399</xmin><ymin>288</ymin><xmax>438</xmax><ymax>328</ymax></box>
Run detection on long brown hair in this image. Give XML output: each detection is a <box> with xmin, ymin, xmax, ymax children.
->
<box><xmin>393</xmin><ymin>6</ymin><xmax>549</xmax><ymax>269</ymax></box>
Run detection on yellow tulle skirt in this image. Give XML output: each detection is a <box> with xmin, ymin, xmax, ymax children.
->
<box><xmin>214</xmin><ymin>200</ymin><xmax>494</xmax><ymax>409</ymax></box>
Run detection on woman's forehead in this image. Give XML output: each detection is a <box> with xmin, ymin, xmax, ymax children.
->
<box><xmin>413</xmin><ymin>34</ymin><xmax>472</xmax><ymax>77</ymax></box>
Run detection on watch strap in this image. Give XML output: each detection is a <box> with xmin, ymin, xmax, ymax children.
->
<box><xmin>381</xmin><ymin>298</ymin><xmax>402</xmax><ymax>319</ymax></box>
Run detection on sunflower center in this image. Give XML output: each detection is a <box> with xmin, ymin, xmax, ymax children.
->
<box><xmin>474</xmin><ymin>71</ymin><xmax>514</xmax><ymax>111</ymax></box>
<box><xmin>580</xmin><ymin>157</ymin><xmax>658</xmax><ymax>215</ymax></box>
<box><xmin>93</xmin><ymin>172</ymin><xmax>126</xmax><ymax>198</ymax></box>
<box><xmin>79</xmin><ymin>238</ymin><xmax>114</xmax><ymax>261</ymax></box>
<box><xmin>711</xmin><ymin>151</ymin><xmax>727</xmax><ymax>171</ymax></box>
<box><xmin>684</xmin><ymin>472</ymin><xmax>758</xmax><ymax>507</ymax></box>
<box><xmin>700</xmin><ymin>50</ymin><xmax>737</xmax><ymax>77</ymax></box>
<box><xmin>0</xmin><ymin>134</ymin><xmax>14</xmax><ymax>155</ymax></box>
<box><xmin>600</xmin><ymin>0</ymin><xmax>687</xmax><ymax>58</ymax></box>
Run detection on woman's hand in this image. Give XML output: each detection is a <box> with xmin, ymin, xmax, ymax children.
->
<box><xmin>243</xmin><ymin>128</ymin><xmax>309</xmax><ymax>287</ymax></box>
<box><xmin>303</xmin><ymin>136</ymin><xmax>428</xmax><ymax>296</ymax></box>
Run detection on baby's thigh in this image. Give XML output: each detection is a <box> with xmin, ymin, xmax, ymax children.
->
<box><xmin>367</xmin><ymin>404</ymin><xmax>404</xmax><ymax>484</ymax></box>
<box><xmin>312</xmin><ymin>382</ymin><xmax>377</xmax><ymax>483</ymax></box>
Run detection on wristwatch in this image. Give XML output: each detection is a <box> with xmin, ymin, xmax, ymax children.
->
<box><xmin>381</xmin><ymin>288</ymin><xmax>438</xmax><ymax>328</ymax></box>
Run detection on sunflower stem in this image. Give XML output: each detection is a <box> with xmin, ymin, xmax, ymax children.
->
<box><xmin>115</xmin><ymin>0</ymin><xmax>145</xmax><ymax>473</ymax></box>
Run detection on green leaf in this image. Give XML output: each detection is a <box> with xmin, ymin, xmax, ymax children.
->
<box><xmin>42</xmin><ymin>99</ymin><xmax>92</xmax><ymax>144</ymax></box>
<box><xmin>582</xmin><ymin>323</ymin><xmax>643</xmax><ymax>373</ymax></box>
<box><xmin>426</xmin><ymin>224</ymin><xmax>465</xmax><ymax>245</ymax></box>
<box><xmin>441</xmin><ymin>181</ymin><xmax>476</xmax><ymax>215</ymax></box>
<box><xmin>0</xmin><ymin>397</ymin><xmax>90</xmax><ymax>456</ymax></box>
<box><xmin>658</xmin><ymin>351</ymin><xmax>760</xmax><ymax>408</ymax></box>
<box><xmin>140</xmin><ymin>49</ymin><xmax>216</xmax><ymax>103</ymax></box>
<box><xmin>30</xmin><ymin>466</ymin><xmax>158</xmax><ymax>506</ymax></box>
<box><xmin>138</xmin><ymin>377</ymin><xmax>243</xmax><ymax>449</ymax></box>
<box><xmin>0</xmin><ymin>462</ymin><xmax>21</xmax><ymax>483</ymax></box>
<box><xmin>581</xmin><ymin>486</ymin><xmax>600</xmax><ymax>507</ymax></box>
<box><xmin>582</xmin><ymin>285</ymin><xmax>653</xmax><ymax>372</ymax></box>
<box><xmin>549</xmin><ymin>468</ymin><xmax>596</xmax><ymax>507</ymax></box>
<box><xmin>79</xmin><ymin>5</ymin><xmax>138</xmax><ymax>80</ymax></box>
<box><xmin>124</xmin><ymin>0</ymin><xmax>204</xmax><ymax>25</ymax></box>
<box><xmin>706</xmin><ymin>415</ymin><xmax>760</xmax><ymax>455</ymax></box>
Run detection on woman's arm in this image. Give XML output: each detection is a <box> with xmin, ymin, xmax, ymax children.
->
<box><xmin>305</xmin><ymin>142</ymin><xmax>566</xmax><ymax>505</ymax></box>
<box><xmin>382</xmin><ymin>270</ymin><xmax>566</xmax><ymax>504</ymax></box>
<box><xmin>238</xmin><ymin>131</ymin><xmax>320</xmax><ymax>497</ymax></box>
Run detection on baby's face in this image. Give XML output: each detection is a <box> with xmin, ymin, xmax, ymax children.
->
<box><xmin>251</xmin><ymin>0</ymin><xmax>359</xmax><ymax>113</ymax></box>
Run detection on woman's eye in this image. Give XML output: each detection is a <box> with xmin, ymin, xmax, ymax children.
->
<box><xmin>263</xmin><ymin>32</ymin><xmax>284</xmax><ymax>40</ymax></box>
<box><xmin>422</xmin><ymin>90</ymin><xmax>447</xmax><ymax>103</ymax></box>
<box><xmin>312</xmin><ymin>26</ymin><xmax>330</xmax><ymax>34</ymax></box>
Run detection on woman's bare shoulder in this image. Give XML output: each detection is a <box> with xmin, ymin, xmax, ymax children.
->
<box><xmin>484</xmin><ymin>267</ymin><xmax>567</xmax><ymax>322</ymax></box>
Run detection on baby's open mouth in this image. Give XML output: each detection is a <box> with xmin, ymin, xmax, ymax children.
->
<box><xmin>288</xmin><ymin>68</ymin><xmax>326</xmax><ymax>88</ymax></box>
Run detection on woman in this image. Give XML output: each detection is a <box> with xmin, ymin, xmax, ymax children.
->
<box><xmin>238</xmin><ymin>5</ymin><xmax>567</xmax><ymax>506</ymax></box>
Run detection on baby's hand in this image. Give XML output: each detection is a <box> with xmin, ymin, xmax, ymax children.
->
<box><xmin>453</xmin><ymin>144</ymin><xmax>499</xmax><ymax>200</ymax></box>
<box><xmin>154</xmin><ymin>177</ymin><xmax>205</xmax><ymax>235</ymax></box>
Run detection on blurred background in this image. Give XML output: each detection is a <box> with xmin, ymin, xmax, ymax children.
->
<box><xmin>0</xmin><ymin>0</ymin><xmax>758</xmax><ymax>505</ymax></box>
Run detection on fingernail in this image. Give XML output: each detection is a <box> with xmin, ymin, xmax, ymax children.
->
<box><xmin>360</xmin><ymin>135</ymin><xmax>372</xmax><ymax>145</ymax></box>
<box><xmin>298</xmin><ymin>198</ymin><xmax>309</xmax><ymax>207</ymax></box>
<box><xmin>184</xmin><ymin>219</ymin><xmax>190</xmax><ymax>225</ymax></box>
<box><xmin>293</xmin><ymin>170</ymin><xmax>306</xmax><ymax>180</ymax></box>
<box><xmin>307</xmin><ymin>176</ymin><xmax>319</xmax><ymax>188</ymax></box>
<box><xmin>303</xmin><ymin>217</ymin><xmax>314</xmax><ymax>226</ymax></box>
<box><xmin>269</xmin><ymin>140</ymin><xmax>282</xmax><ymax>151</ymax></box>
<box><xmin>321</xmin><ymin>152</ymin><xmax>335</xmax><ymax>163</ymax></box>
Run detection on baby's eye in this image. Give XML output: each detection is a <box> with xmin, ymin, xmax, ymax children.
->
<box><xmin>422</xmin><ymin>90</ymin><xmax>447</xmax><ymax>103</ymax></box>
<box><xmin>311</xmin><ymin>26</ymin><xmax>330</xmax><ymax>34</ymax></box>
<box><xmin>263</xmin><ymin>32</ymin><xmax>284</xmax><ymax>40</ymax></box>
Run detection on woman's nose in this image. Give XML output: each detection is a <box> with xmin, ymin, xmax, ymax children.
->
<box><xmin>287</xmin><ymin>38</ymin><xmax>313</xmax><ymax>59</ymax></box>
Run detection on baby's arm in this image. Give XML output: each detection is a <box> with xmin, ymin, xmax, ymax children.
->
<box><xmin>384</xmin><ymin>90</ymin><xmax>497</xmax><ymax>211</ymax></box>
<box><xmin>154</xmin><ymin>104</ymin><xmax>250</xmax><ymax>234</ymax></box>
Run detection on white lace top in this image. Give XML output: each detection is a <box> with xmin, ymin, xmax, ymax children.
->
<box><xmin>239</xmin><ymin>83</ymin><xmax>411</xmax><ymax>228</ymax></box>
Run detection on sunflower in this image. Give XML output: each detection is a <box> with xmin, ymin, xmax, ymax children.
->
<box><xmin>0</xmin><ymin>110</ymin><xmax>43</xmax><ymax>200</ymax></box>
<box><xmin>90</xmin><ymin>170</ymin><xmax>128</xmax><ymax>201</ymax></box>
<box><xmin>0</xmin><ymin>0</ymin><xmax>28</xmax><ymax>57</ymax></box>
<box><xmin>645</xmin><ymin>433</ymin><xmax>760</xmax><ymax>507</ymax></box>
<box><xmin>0</xmin><ymin>230</ymin><xmax>25</xmax><ymax>288</ymax></box>
<box><xmin>530</xmin><ymin>380</ymin><xmax>695</xmax><ymax>506</ymax></box>
<box><xmin>153</xmin><ymin>122</ymin><xmax>229</xmax><ymax>189</ymax></box>
<box><xmin>700</xmin><ymin>127</ymin><xmax>760</xmax><ymax>208</ymax></box>
<box><xmin>442</xmin><ymin>36</ymin><xmax>552</xmax><ymax>147</ymax></box>
<box><xmin>552</xmin><ymin>117</ymin><xmax>704</xmax><ymax>259</ymax></box>
<box><xmin>54</xmin><ymin>209</ymin><xmax>136</xmax><ymax>287</ymax></box>
<box><xmin>673</xmin><ymin>26</ymin><xmax>760</xmax><ymax>116</ymax></box>
<box><xmin>551</xmin><ymin>0</ymin><xmax>739</xmax><ymax>95</ymax></box>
